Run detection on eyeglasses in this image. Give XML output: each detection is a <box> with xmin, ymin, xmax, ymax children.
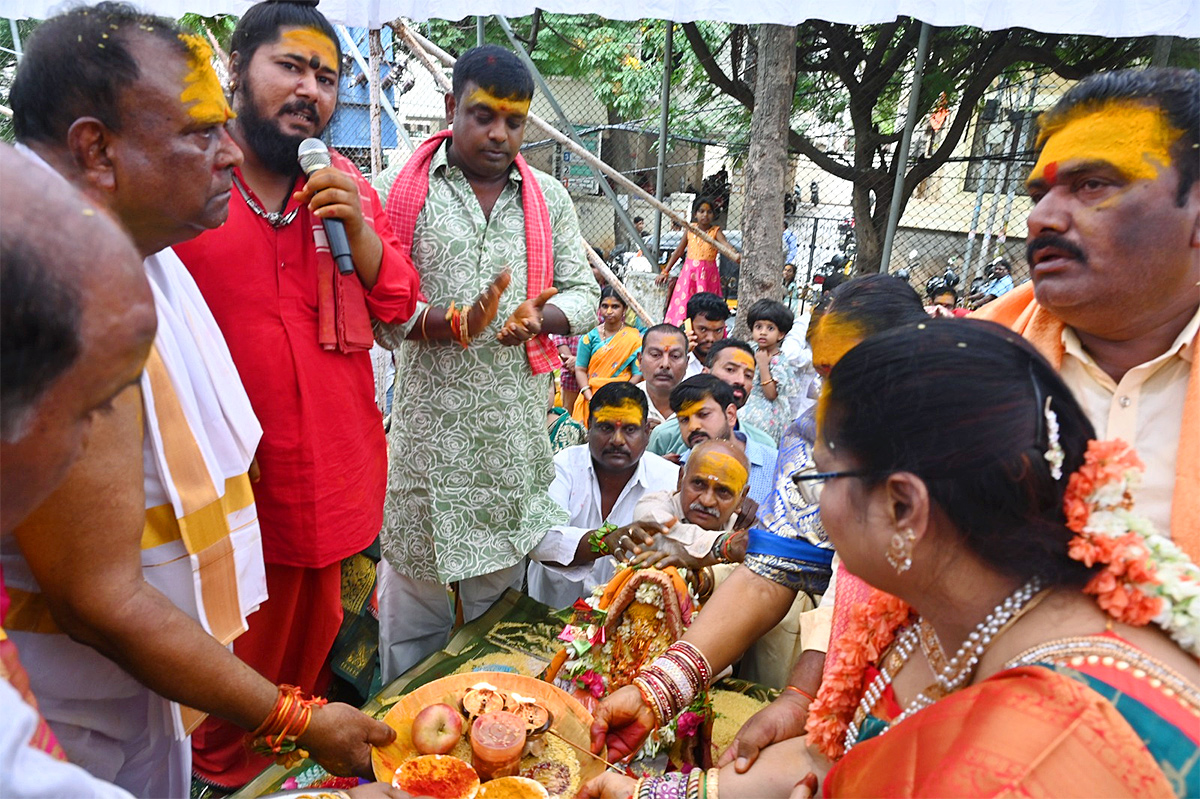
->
<box><xmin>791</xmin><ymin>466</ymin><xmax>870</xmax><ymax>505</ymax></box>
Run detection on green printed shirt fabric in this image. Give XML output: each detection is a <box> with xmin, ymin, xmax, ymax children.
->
<box><xmin>377</xmin><ymin>142</ymin><xmax>599</xmax><ymax>584</ymax></box>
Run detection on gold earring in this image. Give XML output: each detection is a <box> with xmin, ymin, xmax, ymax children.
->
<box><xmin>886</xmin><ymin>527</ymin><xmax>915</xmax><ymax>574</ymax></box>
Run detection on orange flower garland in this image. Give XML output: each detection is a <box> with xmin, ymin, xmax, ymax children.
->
<box><xmin>805</xmin><ymin>588</ymin><xmax>912</xmax><ymax>760</ymax></box>
<box><xmin>1064</xmin><ymin>439</ymin><xmax>1199</xmax><ymax>653</ymax></box>
<box><xmin>1064</xmin><ymin>440</ymin><xmax>1161</xmax><ymax>626</ymax></box>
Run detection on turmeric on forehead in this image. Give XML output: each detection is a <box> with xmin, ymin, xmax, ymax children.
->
<box><xmin>810</xmin><ymin>313</ymin><xmax>865</xmax><ymax>372</ymax></box>
<box><xmin>1030</xmin><ymin>101</ymin><xmax>1183</xmax><ymax>185</ymax></box>
<box><xmin>689</xmin><ymin>449</ymin><xmax>748</xmax><ymax>494</ymax></box>
<box><xmin>279</xmin><ymin>27</ymin><xmax>338</xmax><ymax>70</ymax></box>
<box><xmin>678</xmin><ymin>399</ymin><xmax>708</xmax><ymax>419</ymax></box>
<box><xmin>592</xmin><ymin>397</ymin><xmax>644</xmax><ymax>426</ymax></box>
<box><xmin>465</xmin><ymin>87</ymin><xmax>530</xmax><ymax>116</ymax></box>
<box><xmin>726</xmin><ymin>349</ymin><xmax>755</xmax><ymax>370</ymax></box>
<box><xmin>177</xmin><ymin>33</ymin><xmax>234</xmax><ymax>124</ymax></box>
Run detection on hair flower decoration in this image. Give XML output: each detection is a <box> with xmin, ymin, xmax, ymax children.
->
<box><xmin>1043</xmin><ymin>396</ymin><xmax>1064</xmax><ymax>480</ymax></box>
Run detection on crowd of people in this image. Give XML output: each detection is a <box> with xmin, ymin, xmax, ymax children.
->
<box><xmin>0</xmin><ymin>1</ymin><xmax>1196</xmax><ymax>797</ymax></box>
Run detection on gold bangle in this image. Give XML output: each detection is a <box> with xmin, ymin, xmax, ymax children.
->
<box><xmin>706</xmin><ymin>768</ymin><xmax>720</xmax><ymax>799</ymax></box>
<box><xmin>419</xmin><ymin>307</ymin><xmax>430</xmax><ymax>340</ymax></box>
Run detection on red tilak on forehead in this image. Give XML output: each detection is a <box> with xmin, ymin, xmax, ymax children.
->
<box><xmin>1044</xmin><ymin>161</ymin><xmax>1058</xmax><ymax>183</ymax></box>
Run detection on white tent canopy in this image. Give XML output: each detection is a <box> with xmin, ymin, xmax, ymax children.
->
<box><xmin>3</xmin><ymin>0</ymin><xmax>1197</xmax><ymax>36</ymax></box>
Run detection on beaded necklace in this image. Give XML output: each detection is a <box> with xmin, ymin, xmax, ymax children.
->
<box><xmin>844</xmin><ymin>577</ymin><xmax>1045</xmax><ymax>753</ymax></box>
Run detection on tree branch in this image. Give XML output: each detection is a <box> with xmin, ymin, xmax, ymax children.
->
<box><xmin>787</xmin><ymin>129</ymin><xmax>857</xmax><ymax>182</ymax></box>
<box><xmin>681</xmin><ymin>22</ymin><xmax>755</xmax><ymax>107</ymax></box>
<box><xmin>863</xmin><ymin>20</ymin><xmax>900</xmax><ymax>75</ymax></box>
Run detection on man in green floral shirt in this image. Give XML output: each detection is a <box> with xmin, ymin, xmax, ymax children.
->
<box><xmin>376</xmin><ymin>46</ymin><xmax>599</xmax><ymax>680</ymax></box>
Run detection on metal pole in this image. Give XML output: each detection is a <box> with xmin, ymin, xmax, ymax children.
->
<box><xmin>338</xmin><ymin>26</ymin><xmax>413</xmax><ymax>151</ymax></box>
<box><xmin>8</xmin><ymin>18</ymin><xmax>22</xmax><ymax>61</ymax></box>
<box><xmin>880</xmin><ymin>21</ymin><xmax>931</xmax><ymax>273</ymax></box>
<box><xmin>979</xmin><ymin>77</ymin><xmax>1014</xmax><ymax>266</ymax></box>
<box><xmin>963</xmin><ymin>80</ymin><xmax>1007</xmax><ymax>277</ymax></box>
<box><xmin>996</xmin><ymin>77</ymin><xmax>1039</xmax><ymax>256</ymax></box>
<box><xmin>1151</xmin><ymin>35</ymin><xmax>1172</xmax><ymax>66</ymax></box>
<box><xmin>801</xmin><ymin>216</ymin><xmax>818</xmax><ymax>314</ymax></box>
<box><xmin>494</xmin><ymin>15</ymin><xmax>651</xmax><ymax>260</ymax></box>
<box><xmin>368</xmin><ymin>28</ymin><xmax>383</xmax><ymax>178</ymax></box>
<box><xmin>981</xmin><ymin>101</ymin><xmax>1014</xmax><ymax>265</ymax></box>
<box><xmin>476</xmin><ymin>16</ymin><xmax>486</xmax><ymax>47</ymax></box>
<box><xmin>651</xmin><ymin>22</ymin><xmax>673</xmax><ymax>263</ymax></box>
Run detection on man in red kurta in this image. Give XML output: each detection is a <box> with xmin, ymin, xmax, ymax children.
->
<box><xmin>173</xmin><ymin>2</ymin><xmax>419</xmax><ymax>788</ymax></box>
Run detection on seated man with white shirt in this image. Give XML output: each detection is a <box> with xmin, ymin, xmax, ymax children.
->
<box><xmin>629</xmin><ymin>439</ymin><xmax>754</xmax><ymax>569</ymax></box>
<box><xmin>528</xmin><ymin>382</ymin><xmax>680</xmax><ymax>608</ymax></box>
<box><xmin>638</xmin><ymin>324</ymin><xmax>689</xmax><ymax>430</ymax></box>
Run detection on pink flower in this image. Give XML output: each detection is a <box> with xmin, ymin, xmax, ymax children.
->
<box><xmin>676</xmin><ymin>711</ymin><xmax>703</xmax><ymax>738</ymax></box>
<box><xmin>577</xmin><ymin>670</ymin><xmax>606</xmax><ymax>698</ymax></box>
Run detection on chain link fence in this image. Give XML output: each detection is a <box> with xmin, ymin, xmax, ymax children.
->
<box><xmin>2</xmin><ymin>11</ymin><xmax>1193</xmax><ymax>318</ymax></box>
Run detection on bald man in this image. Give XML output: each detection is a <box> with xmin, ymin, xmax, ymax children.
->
<box><xmin>1</xmin><ymin>142</ymin><xmax>156</xmax><ymax>798</ymax></box>
<box><xmin>0</xmin><ymin>146</ymin><xmax>157</xmax><ymax>534</ymax></box>
<box><xmin>626</xmin><ymin>439</ymin><xmax>753</xmax><ymax>569</ymax></box>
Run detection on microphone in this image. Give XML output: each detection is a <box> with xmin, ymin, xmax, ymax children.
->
<box><xmin>298</xmin><ymin>138</ymin><xmax>355</xmax><ymax>275</ymax></box>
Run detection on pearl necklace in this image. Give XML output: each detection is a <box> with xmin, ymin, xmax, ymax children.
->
<box><xmin>844</xmin><ymin>577</ymin><xmax>1044</xmax><ymax>753</ymax></box>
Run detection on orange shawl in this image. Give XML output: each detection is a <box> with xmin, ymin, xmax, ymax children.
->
<box><xmin>973</xmin><ymin>282</ymin><xmax>1199</xmax><ymax>561</ymax></box>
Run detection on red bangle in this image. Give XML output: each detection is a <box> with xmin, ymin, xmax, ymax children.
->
<box><xmin>785</xmin><ymin>685</ymin><xmax>816</xmax><ymax>702</ymax></box>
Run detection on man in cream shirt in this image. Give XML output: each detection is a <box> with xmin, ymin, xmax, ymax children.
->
<box><xmin>977</xmin><ymin>67</ymin><xmax>1198</xmax><ymax>558</ymax></box>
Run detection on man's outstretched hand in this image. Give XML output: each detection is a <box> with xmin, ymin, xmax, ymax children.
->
<box><xmin>468</xmin><ymin>270</ymin><xmax>512</xmax><ymax>337</ymax></box>
<box><xmin>498</xmin><ymin>287</ymin><xmax>558</xmax><ymax>345</ymax></box>
<box><xmin>300</xmin><ymin>703</ymin><xmax>397</xmax><ymax>779</ymax></box>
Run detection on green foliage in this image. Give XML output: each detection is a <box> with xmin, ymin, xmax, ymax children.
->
<box><xmin>0</xmin><ymin>18</ymin><xmax>41</xmax><ymax>142</ymax></box>
<box><xmin>179</xmin><ymin>13</ymin><xmax>238</xmax><ymax>51</ymax></box>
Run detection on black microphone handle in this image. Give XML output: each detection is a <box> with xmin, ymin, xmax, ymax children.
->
<box><xmin>322</xmin><ymin>216</ymin><xmax>356</xmax><ymax>275</ymax></box>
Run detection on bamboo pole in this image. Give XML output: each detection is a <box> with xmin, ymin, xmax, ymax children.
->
<box><xmin>395</xmin><ymin>21</ymin><xmax>739</xmax><ymax>263</ymax></box>
<box><xmin>583</xmin><ymin>245</ymin><xmax>656</xmax><ymax>326</ymax></box>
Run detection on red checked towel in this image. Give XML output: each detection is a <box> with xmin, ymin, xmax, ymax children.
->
<box><xmin>385</xmin><ymin>129</ymin><xmax>559</xmax><ymax>374</ymax></box>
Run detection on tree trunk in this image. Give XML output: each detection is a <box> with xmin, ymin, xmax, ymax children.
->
<box><xmin>734</xmin><ymin>24</ymin><xmax>796</xmax><ymax>337</ymax></box>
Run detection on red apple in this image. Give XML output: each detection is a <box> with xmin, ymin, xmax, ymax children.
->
<box><xmin>411</xmin><ymin>703</ymin><xmax>465</xmax><ymax>755</ymax></box>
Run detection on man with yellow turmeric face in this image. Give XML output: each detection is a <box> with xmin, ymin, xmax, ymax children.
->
<box><xmin>624</xmin><ymin>440</ymin><xmax>753</xmax><ymax>572</ymax></box>
<box><xmin>372</xmin><ymin>44</ymin><xmax>599</xmax><ymax>686</ymax></box>
<box><xmin>526</xmin><ymin>382</ymin><xmax>680</xmax><ymax>608</ymax></box>
<box><xmin>977</xmin><ymin>67</ymin><xmax>1199</xmax><ymax>557</ymax></box>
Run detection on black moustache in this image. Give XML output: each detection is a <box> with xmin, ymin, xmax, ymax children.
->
<box><xmin>281</xmin><ymin>101</ymin><xmax>320</xmax><ymax>124</ymax></box>
<box><xmin>1026</xmin><ymin>233</ymin><xmax>1086</xmax><ymax>267</ymax></box>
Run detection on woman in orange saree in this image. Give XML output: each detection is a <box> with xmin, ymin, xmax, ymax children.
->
<box><xmin>571</xmin><ymin>287</ymin><xmax>643</xmax><ymax>423</ymax></box>
<box><xmin>584</xmin><ymin>321</ymin><xmax>1199</xmax><ymax>799</ymax></box>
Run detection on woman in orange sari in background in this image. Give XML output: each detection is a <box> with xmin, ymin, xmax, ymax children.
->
<box><xmin>572</xmin><ymin>287</ymin><xmax>642</xmax><ymax>423</ymax></box>
<box><xmin>585</xmin><ymin>321</ymin><xmax>1199</xmax><ymax>799</ymax></box>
